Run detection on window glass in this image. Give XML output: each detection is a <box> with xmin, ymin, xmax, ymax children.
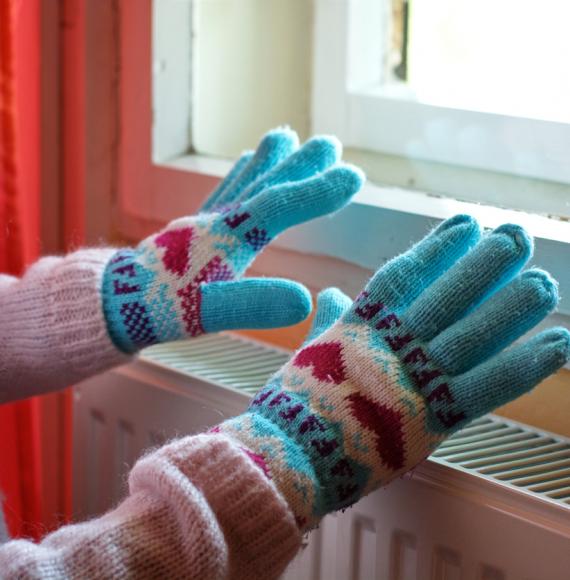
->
<box><xmin>404</xmin><ymin>0</ymin><xmax>570</xmax><ymax>123</ymax></box>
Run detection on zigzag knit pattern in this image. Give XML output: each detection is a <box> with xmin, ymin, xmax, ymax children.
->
<box><xmin>102</xmin><ymin>211</ymin><xmax>262</xmax><ymax>353</ymax></box>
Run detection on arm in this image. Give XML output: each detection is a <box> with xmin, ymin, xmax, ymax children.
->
<box><xmin>0</xmin><ymin>249</ymin><xmax>130</xmax><ymax>402</ymax></box>
<box><xmin>0</xmin><ymin>433</ymin><xmax>301</xmax><ymax>579</ymax></box>
<box><xmin>0</xmin><ymin>216</ymin><xmax>566</xmax><ymax>579</ymax></box>
<box><xmin>0</xmin><ymin>128</ymin><xmax>362</xmax><ymax>403</ymax></box>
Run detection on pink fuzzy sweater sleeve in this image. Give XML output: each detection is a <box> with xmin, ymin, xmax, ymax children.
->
<box><xmin>0</xmin><ymin>433</ymin><xmax>302</xmax><ymax>578</ymax></box>
<box><xmin>0</xmin><ymin>253</ymin><xmax>302</xmax><ymax>578</ymax></box>
<box><xmin>0</xmin><ymin>249</ymin><xmax>130</xmax><ymax>402</ymax></box>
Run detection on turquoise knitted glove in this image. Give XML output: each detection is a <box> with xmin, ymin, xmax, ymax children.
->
<box><xmin>220</xmin><ymin>215</ymin><xmax>570</xmax><ymax>530</ymax></box>
<box><xmin>102</xmin><ymin>128</ymin><xmax>363</xmax><ymax>353</ymax></box>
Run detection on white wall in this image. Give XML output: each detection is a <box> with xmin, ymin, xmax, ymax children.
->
<box><xmin>193</xmin><ymin>0</ymin><xmax>313</xmax><ymax>157</ymax></box>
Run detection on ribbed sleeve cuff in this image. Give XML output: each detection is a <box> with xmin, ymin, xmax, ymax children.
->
<box><xmin>43</xmin><ymin>249</ymin><xmax>130</xmax><ymax>371</ymax></box>
<box><xmin>0</xmin><ymin>249</ymin><xmax>131</xmax><ymax>400</ymax></box>
<box><xmin>130</xmin><ymin>433</ymin><xmax>302</xmax><ymax>580</ymax></box>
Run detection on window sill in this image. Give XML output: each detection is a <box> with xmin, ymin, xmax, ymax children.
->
<box><xmin>269</xmin><ymin>175</ymin><xmax>570</xmax><ymax>318</ymax></box>
<box><xmin>158</xmin><ymin>152</ymin><xmax>570</xmax><ymax>235</ymax></box>
<box><xmin>123</xmin><ymin>153</ymin><xmax>570</xmax><ymax>321</ymax></box>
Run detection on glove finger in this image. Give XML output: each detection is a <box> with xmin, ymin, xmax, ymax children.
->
<box><xmin>237</xmin><ymin>164</ymin><xmax>363</xmax><ymax>241</ymax></box>
<box><xmin>427</xmin><ymin>328</ymin><xmax>570</xmax><ymax>434</ymax></box>
<box><xmin>428</xmin><ymin>269</ymin><xmax>558</xmax><ymax>375</ymax></box>
<box><xmin>304</xmin><ymin>288</ymin><xmax>352</xmax><ymax>344</ymax></box>
<box><xmin>200</xmin><ymin>278</ymin><xmax>312</xmax><ymax>333</ymax></box>
<box><xmin>403</xmin><ymin>224</ymin><xmax>533</xmax><ymax>341</ymax></box>
<box><xmin>200</xmin><ymin>151</ymin><xmax>254</xmax><ymax>212</ymax></box>
<box><xmin>216</xmin><ymin>127</ymin><xmax>299</xmax><ymax>208</ymax></box>
<box><xmin>234</xmin><ymin>135</ymin><xmax>342</xmax><ymax>204</ymax></box>
<box><xmin>359</xmin><ymin>215</ymin><xmax>481</xmax><ymax>318</ymax></box>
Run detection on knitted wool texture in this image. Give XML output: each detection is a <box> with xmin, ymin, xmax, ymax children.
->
<box><xmin>0</xmin><ymin>249</ymin><xmax>129</xmax><ymax>403</ymax></box>
<box><xmin>221</xmin><ymin>215</ymin><xmax>570</xmax><ymax>531</ymax></box>
<box><xmin>0</xmin><ymin>434</ymin><xmax>301</xmax><ymax>579</ymax></box>
<box><xmin>101</xmin><ymin>129</ymin><xmax>363</xmax><ymax>353</ymax></box>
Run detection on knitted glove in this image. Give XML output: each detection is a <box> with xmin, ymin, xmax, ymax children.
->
<box><xmin>102</xmin><ymin>128</ymin><xmax>363</xmax><ymax>353</ymax></box>
<box><xmin>220</xmin><ymin>215</ymin><xmax>570</xmax><ymax>530</ymax></box>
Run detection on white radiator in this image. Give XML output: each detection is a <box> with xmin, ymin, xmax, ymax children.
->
<box><xmin>73</xmin><ymin>334</ymin><xmax>570</xmax><ymax>580</ymax></box>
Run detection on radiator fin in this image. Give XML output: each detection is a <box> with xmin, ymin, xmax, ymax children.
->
<box><xmin>432</xmin><ymin>416</ymin><xmax>570</xmax><ymax>507</ymax></box>
<box><xmin>142</xmin><ymin>334</ymin><xmax>570</xmax><ymax>511</ymax></box>
<box><xmin>143</xmin><ymin>334</ymin><xmax>289</xmax><ymax>393</ymax></box>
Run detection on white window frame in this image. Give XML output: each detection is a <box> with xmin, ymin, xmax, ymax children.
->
<box><xmin>312</xmin><ymin>0</ymin><xmax>570</xmax><ymax>185</ymax></box>
<box><xmin>117</xmin><ymin>0</ymin><xmax>570</xmax><ymax>327</ymax></box>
